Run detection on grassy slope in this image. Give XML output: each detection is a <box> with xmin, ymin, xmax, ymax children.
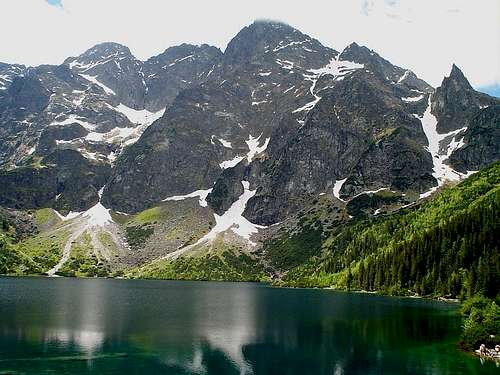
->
<box><xmin>0</xmin><ymin>209</ymin><xmax>70</xmax><ymax>275</ymax></box>
<box><xmin>128</xmin><ymin>234</ymin><xmax>269</xmax><ymax>282</ymax></box>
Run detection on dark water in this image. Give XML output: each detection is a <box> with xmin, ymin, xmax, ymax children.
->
<box><xmin>0</xmin><ymin>277</ymin><xmax>496</xmax><ymax>374</ymax></box>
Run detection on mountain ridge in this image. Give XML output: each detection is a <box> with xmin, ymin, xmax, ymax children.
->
<box><xmin>0</xmin><ymin>20</ymin><xmax>498</xmax><ymax>279</ymax></box>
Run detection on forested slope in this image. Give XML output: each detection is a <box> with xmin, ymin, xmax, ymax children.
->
<box><xmin>280</xmin><ymin>161</ymin><xmax>500</xmax><ymax>300</ymax></box>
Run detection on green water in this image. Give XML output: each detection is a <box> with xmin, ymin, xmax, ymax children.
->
<box><xmin>0</xmin><ymin>277</ymin><xmax>496</xmax><ymax>374</ymax></box>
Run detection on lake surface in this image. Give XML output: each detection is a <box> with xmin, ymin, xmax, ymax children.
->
<box><xmin>0</xmin><ymin>277</ymin><xmax>496</xmax><ymax>374</ymax></box>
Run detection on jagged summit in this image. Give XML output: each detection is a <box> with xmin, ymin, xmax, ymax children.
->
<box><xmin>247</xmin><ymin>19</ymin><xmax>298</xmax><ymax>35</ymax></box>
<box><xmin>340</xmin><ymin>42</ymin><xmax>433</xmax><ymax>92</ymax></box>
<box><xmin>432</xmin><ymin>63</ymin><xmax>499</xmax><ymax>134</ymax></box>
<box><xmin>223</xmin><ymin>20</ymin><xmax>334</xmax><ymax>66</ymax></box>
<box><xmin>82</xmin><ymin>41</ymin><xmax>132</xmax><ymax>55</ymax></box>
<box><xmin>445</xmin><ymin>63</ymin><xmax>473</xmax><ymax>89</ymax></box>
<box><xmin>340</xmin><ymin>42</ymin><xmax>370</xmax><ymax>57</ymax></box>
<box><xmin>64</xmin><ymin>42</ymin><xmax>135</xmax><ymax>67</ymax></box>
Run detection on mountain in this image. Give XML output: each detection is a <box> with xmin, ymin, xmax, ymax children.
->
<box><xmin>0</xmin><ymin>20</ymin><xmax>498</xmax><ymax>281</ymax></box>
<box><xmin>0</xmin><ymin>41</ymin><xmax>221</xmax><ymax>211</ymax></box>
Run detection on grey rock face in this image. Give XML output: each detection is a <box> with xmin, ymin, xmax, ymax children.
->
<box><xmin>101</xmin><ymin>86</ymin><xmax>234</xmax><ymax>212</ymax></box>
<box><xmin>243</xmin><ymin>69</ymin><xmax>435</xmax><ymax>225</ymax></box>
<box><xmin>448</xmin><ymin>105</ymin><xmax>500</xmax><ymax>172</ymax></box>
<box><xmin>0</xmin><ymin>62</ymin><xmax>25</xmax><ymax>91</ymax></box>
<box><xmin>64</xmin><ymin>42</ymin><xmax>223</xmax><ymax>112</ymax></box>
<box><xmin>432</xmin><ymin>64</ymin><xmax>498</xmax><ymax>133</ymax></box>
<box><xmin>1</xmin><ymin>71</ymin><xmax>52</xmax><ymax>113</ymax></box>
<box><xmin>0</xmin><ymin>40</ymin><xmax>223</xmax><ymax>212</ymax></box>
<box><xmin>0</xmin><ymin>149</ymin><xmax>110</xmax><ymax>212</ymax></box>
<box><xmin>37</xmin><ymin>123</ymin><xmax>89</xmax><ymax>154</ymax></box>
<box><xmin>224</xmin><ymin>20</ymin><xmax>336</xmax><ymax>69</ymax></box>
<box><xmin>339</xmin><ymin>42</ymin><xmax>433</xmax><ymax>93</ymax></box>
<box><xmin>65</xmin><ymin>42</ymin><xmax>146</xmax><ymax>109</ymax></box>
<box><xmin>206</xmin><ymin>162</ymin><xmax>247</xmax><ymax>215</ymax></box>
<box><xmin>143</xmin><ymin>44</ymin><xmax>223</xmax><ymax>111</ymax></box>
<box><xmin>103</xmin><ymin>20</ymin><xmax>341</xmax><ymax>212</ymax></box>
<box><xmin>429</xmin><ymin>64</ymin><xmax>500</xmax><ymax>173</ymax></box>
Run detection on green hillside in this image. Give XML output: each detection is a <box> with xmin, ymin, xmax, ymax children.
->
<box><xmin>279</xmin><ymin>162</ymin><xmax>499</xmax><ymax>300</ymax></box>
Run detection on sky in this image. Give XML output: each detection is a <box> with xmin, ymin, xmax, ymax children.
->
<box><xmin>1</xmin><ymin>0</ymin><xmax>499</xmax><ymax>94</ymax></box>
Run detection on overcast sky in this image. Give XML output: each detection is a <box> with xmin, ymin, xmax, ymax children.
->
<box><xmin>1</xmin><ymin>0</ymin><xmax>499</xmax><ymax>93</ymax></box>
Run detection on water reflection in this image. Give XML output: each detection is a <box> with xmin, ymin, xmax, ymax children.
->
<box><xmin>0</xmin><ymin>277</ymin><xmax>496</xmax><ymax>374</ymax></box>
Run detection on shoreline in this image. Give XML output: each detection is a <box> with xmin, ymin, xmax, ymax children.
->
<box><xmin>0</xmin><ymin>273</ymin><xmax>462</xmax><ymax>304</ymax></box>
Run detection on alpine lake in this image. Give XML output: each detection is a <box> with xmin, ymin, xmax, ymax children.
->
<box><xmin>0</xmin><ymin>277</ymin><xmax>497</xmax><ymax>374</ymax></box>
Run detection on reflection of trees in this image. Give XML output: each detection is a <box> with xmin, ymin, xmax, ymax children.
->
<box><xmin>238</xmin><ymin>293</ymin><xmax>478</xmax><ymax>375</ymax></box>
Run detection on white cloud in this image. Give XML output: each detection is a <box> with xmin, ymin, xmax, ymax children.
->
<box><xmin>1</xmin><ymin>0</ymin><xmax>499</xmax><ymax>87</ymax></box>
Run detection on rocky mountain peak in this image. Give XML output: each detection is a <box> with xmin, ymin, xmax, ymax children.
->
<box><xmin>339</xmin><ymin>42</ymin><xmax>371</xmax><ymax>60</ymax></box>
<box><xmin>340</xmin><ymin>42</ymin><xmax>432</xmax><ymax>92</ymax></box>
<box><xmin>432</xmin><ymin>63</ymin><xmax>498</xmax><ymax>133</ymax></box>
<box><xmin>67</xmin><ymin>42</ymin><xmax>134</xmax><ymax>65</ymax></box>
<box><xmin>223</xmin><ymin>20</ymin><xmax>320</xmax><ymax>65</ymax></box>
<box><xmin>143</xmin><ymin>43</ymin><xmax>222</xmax><ymax>111</ymax></box>
<box><xmin>443</xmin><ymin>63</ymin><xmax>473</xmax><ymax>90</ymax></box>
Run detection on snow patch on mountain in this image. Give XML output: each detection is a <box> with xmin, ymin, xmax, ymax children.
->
<box><xmin>332</xmin><ymin>178</ymin><xmax>348</xmax><ymax>201</ymax></box>
<box><xmin>293</xmin><ymin>57</ymin><xmax>363</xmax><ymax>113</ymax></box>
<box><xmin>402</xmin><ymin>95</ymin><xmax>424</xmax><ymax>103</ymax></box>
<box><xmin>167</xmin><ymin>54</ymin><xmax>194</xmax><ymax>67</ymax></box>
<box><xmin>50</xmin><ymin>114</ymin><xmax>96</xmax><ymax>131</ymax></box>
<box><xmin>252</xmin><ymin>100</ymin><xmax>268</xmax><ymax>106</ymax></box>
<box><xmin>397</xmin><ymin>70</ymin><xmax>411</xmax><ymax>83</ymax></box>
<box><xmin>83</xmin><ymin>104</ymin><xmax>165</xmax><ymax>148</ymax></box>
<box><xmin>85</xmin><ymin>127</ymin><xmax>136</xmax><ymax>143</ymax></box>
<box><xmin>418</xmin><ymin>97</ymin><xmax>475</xmax><ymax>198</ymax></box>
<box><xmin>273</xmin><ymin>39</ymin><xmax>310</xmax><ymax>52</ymax></box>
<box><xmin>217</xmin><ymin>134</ymin><xmax>269</xmax><ymax>169</ymax></box>
<box><xmin>69</xmin><ymin>50</ymin><xmax>126</xmax><ymax>72</ymax></box>
<box><xmin>275</xmin><ymin>59</ymin><xmax>295</xmax><ymax>71</ymax></box>
<box><xmin>445</xmin><ymin>129</ymin><xmax>467</xmax><ymax>157</ymax></box>
<box><xmin>54</xmin><ymin>210</ymin><xmax>82</xmax><ymax>221</ymax></box>
<box><xmin>0</xmin><ymin>74</ymin><xmax>11</xmax><ymax>90</ymax></box>
<box><xmin>80</xmin><ymin>74</ymin><xmax>116</xmax><ymax>95</ymax></box>
<box><xmin>211</xmin><ymin>135</ymin><xmax>232</xmax><ymax>148</ymax></box>
<box><xmin>220</xmin><ymin>156</ymin><xmax>245</xmax><ymax>169</ymax></box>
<box><xmin>246</xmin><ymin>134</ymin><xmax>270</xmax><ymax>162</ymax></box>
<box><xmin>166</xmin><ymin>181</ymin><xmax>265</xmax><ymax>259</ymax></box>
<box><xmin>114</xmin><ymin>104</ymin><xmax>165</xmax><ymax>125</ymax></box>
<box><xmin>163</xmin><ymin>189</ymin><xmax>213</xmax><ymax>207</ymax></box>
<box><xmin>352</xmin><ymin>187</ymin><xmax>393</xmax><ymax>199</ymax></box>
<box><xmin>82</xmin><ymin>188</ymin><xmax>113</xmax><ymax>227</ymax></box>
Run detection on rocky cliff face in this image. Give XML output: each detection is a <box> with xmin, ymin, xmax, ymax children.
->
<box><xmin>0</xmin><ymin>20</ymin><xmax>498</xmax><ymax>255</ymax></box>
<box><xmin>241</xmin><ymin>66</ymin><xmax>435</xmax><ymax>224</ymax></box>
<box><xmin>0</xmin><ymin>149</ymin><xmax>110</xmax><ymax>212</ymax></box>
<box><xmin>432</xmin><ymin>65</ymin><xmax>497</xmax><ymax>133</ymax></box>
<box><xmin>447</xmin><ymin>105</ymin><xmax>500</xmax><ymax>172</ymax></box>
<box><xmin>143</xmin><ymin>43</ymin><xmax>223</xmax><ymax>111</ymax></box>
<box><xmin>430</xmin><ymin>65</ymin><xmax>500</xmax><ymax>172</ymax></box>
